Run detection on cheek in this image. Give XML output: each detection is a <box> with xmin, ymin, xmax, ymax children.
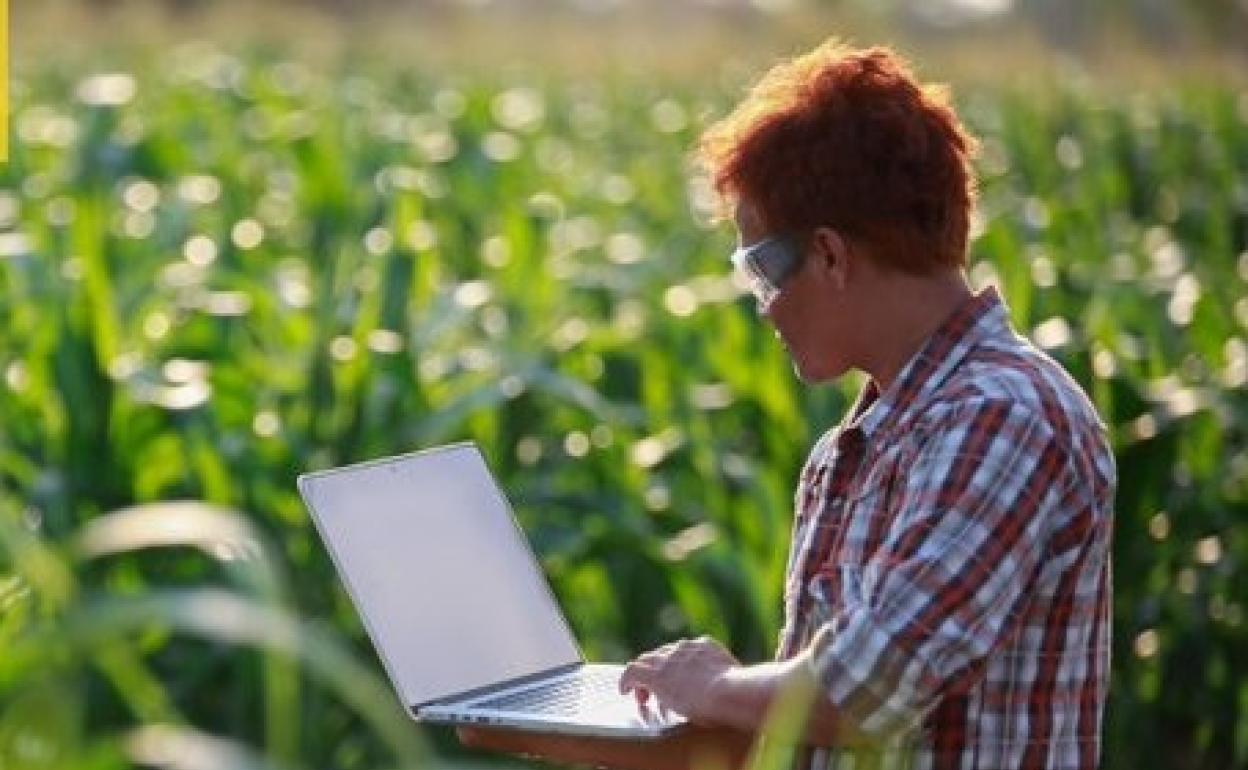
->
<box><xmin>787</xmin><ymin>309</ymin><xmax>851</xmax><ymax>381</ymax></box>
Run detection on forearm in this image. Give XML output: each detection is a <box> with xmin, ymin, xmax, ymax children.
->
<box><xmin>705</xmin><ymin>652</ymin><xmax>871</xmax><ymax>749</ymax></box>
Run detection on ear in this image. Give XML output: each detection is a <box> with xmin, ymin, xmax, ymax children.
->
<box><xmin>810</xmin><ymin>226</ymin><xmax>852</xmax><ymax>291</ymax></box>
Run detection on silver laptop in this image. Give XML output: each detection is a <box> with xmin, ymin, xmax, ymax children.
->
<box><xmin>297</xmin><ymin>442</ymin><xmax>687</xmax><ymax>738</ymax></box>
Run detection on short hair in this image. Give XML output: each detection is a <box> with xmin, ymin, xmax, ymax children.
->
<box><xmin>698</xmin><ymin>41</ymin><xmax>979</xmax><ymax>274</ymax></box>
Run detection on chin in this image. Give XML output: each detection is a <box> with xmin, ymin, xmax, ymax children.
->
<box><xmin>792</xmin><ymin>357</ymin><xmax>846</xmax><ymax>385</ymax></box>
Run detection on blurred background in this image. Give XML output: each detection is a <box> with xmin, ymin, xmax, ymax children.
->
<box><xmin>1</xmin><ymin>1</ymin><xmax>1246</xmax><ymax>769</ymax></box>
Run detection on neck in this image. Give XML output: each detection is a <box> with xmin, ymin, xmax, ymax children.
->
<box><xmin>858</xmin><ymin>270</ymin><xmax>972</xmax><ymax>392</ymax></box>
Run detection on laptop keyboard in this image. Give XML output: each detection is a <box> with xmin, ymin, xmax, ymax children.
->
<box><xmin>473</xmin><ymin>668</ymin><xmax>625</xmax><ymax>716</ymax></box>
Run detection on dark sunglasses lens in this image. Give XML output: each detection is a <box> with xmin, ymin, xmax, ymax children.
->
<box><xmin>751</xmin><ymin>238</ymin><xmax>801</xmax><ymax>288</ymax></box>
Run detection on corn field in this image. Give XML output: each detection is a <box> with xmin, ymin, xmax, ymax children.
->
<box><xmin>0</xmin><ymin>48</ymin><xmax>1245</xmax><ymax>770</ymax></box>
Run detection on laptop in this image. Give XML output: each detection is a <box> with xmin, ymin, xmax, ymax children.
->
<box><xmin>297</xmin><ymin>441</ymin><xmax>687</xmax><ymax>739</ymax></box>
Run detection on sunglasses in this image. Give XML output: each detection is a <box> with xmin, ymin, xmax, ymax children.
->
<box><xmin>729</xmin><ymin>235</ymin><xmax>804</xmax><ymax>310</ymax></box>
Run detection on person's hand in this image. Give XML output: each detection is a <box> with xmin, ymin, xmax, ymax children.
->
<box><xmin>619</xmin><ymin>636</ymin><xmax>740</xmax><ymax>725</ymax></box>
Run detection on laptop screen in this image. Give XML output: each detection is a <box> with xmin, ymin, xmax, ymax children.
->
<box><xmin>299</xmin><ymin>443</ymin><xmax>582</xmax><ymax>708</ymax></box>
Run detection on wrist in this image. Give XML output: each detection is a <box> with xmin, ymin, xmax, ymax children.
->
<box><xmin>703</xmin><ymin>666</ymin><xmax>750</xmax><ymax>728</ymax></box>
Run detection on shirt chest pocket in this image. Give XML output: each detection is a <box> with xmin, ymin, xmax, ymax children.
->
<box><xmin>785</xmin><ymin>439</ymin><xmax>916</xmax><ymax>636</ymax></box>
<box><xmin>802</xmin><ymin>442</ymin><xmax>916</xmax><ymax>619</ymax></box>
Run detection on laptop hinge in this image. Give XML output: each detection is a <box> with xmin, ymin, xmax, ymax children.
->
<box><xmin>410</xmin><ymin>661</ymin><xmax>583</xmax><ymax>715</ymax></box>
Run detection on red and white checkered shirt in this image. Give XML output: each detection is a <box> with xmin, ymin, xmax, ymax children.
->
<box><xmin>778</xmin><ymin>286</ymin><xmax>1115</xmax><ymax>770</ymax></box>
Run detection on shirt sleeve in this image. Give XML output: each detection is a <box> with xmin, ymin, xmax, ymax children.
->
<box><xmin>806</xmin><ymin>397</ymin><xmax>1073</xmax><ymax>739</ymax></box>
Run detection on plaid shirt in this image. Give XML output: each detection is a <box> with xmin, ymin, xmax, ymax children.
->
<box><xmin>778</xmin><ymin>287</ymin><xmax>1115</xmax><ymax>770</ymax></box>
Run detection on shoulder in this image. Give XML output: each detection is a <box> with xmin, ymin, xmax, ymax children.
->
<box><xmin>933</xmin><ymin>335</ymin><xmax>1103</xmax><ymax>438</ymax></box>
<box><xmin>915</xmin><ymin>334</ymin><xmax>1116</xmax><ymax>494</ymax></box>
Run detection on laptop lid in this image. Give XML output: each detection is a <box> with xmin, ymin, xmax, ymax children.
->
<box><xmin>298</xmin><ymin>443</ymin><xmax>582</xmax><ymax>709</ymax></box>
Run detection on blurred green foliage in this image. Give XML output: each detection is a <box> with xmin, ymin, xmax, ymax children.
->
<box><xmin>0</xmin><ymin>49</ymin><xmax>1246</xmax><ymax>769</ymax></box>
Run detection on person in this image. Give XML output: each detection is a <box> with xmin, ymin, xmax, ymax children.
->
<box><xmin>461</xmin><ymin>39</ymin><xmax>1116</xmax><ymax>770</ymax></box>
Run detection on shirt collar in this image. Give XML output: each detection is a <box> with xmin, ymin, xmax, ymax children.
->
<box><xmin>841</xmin><ymin>285</ymin><xmax>1011</xmax><ymax>443</ymax></box>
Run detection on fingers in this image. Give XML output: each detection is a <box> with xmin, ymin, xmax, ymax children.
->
<box><xmin>621</xmin><ymin>637</ymin><xmax>723</xmax><ymax>690</ymax></box>
<box><xmin>634</xmin><ymin>688</ymin><xmax>656</xmax><ymax>722</ymax></box>
<box><xmin>657</xmin><ymin>699</ymin><xmax>673</xmax><ymax>723</ymax></box>
<box><xmin>619</xmin><ymin>659</ymin><xmax>660</xmax><ymax>694</ymax></box>
<box><xmin>627</xmin><ymin>639</ymin><xmax>692</xmax><ymax>673</ymax></box>
<box><xmin>620</xmin><ymin>636</ymin><xmax>732</xmax><ymax>722</ymax></box>
<box><xmin>633</xmin><ymin>642</ymin><xmax>677</xmax><ymax>666</ymax></box>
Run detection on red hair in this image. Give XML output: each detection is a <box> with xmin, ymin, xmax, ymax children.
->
<box><xmin>698</xmin><ymin>41</ymin><xmax>979</xmax><ymax>274</ymax></box>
